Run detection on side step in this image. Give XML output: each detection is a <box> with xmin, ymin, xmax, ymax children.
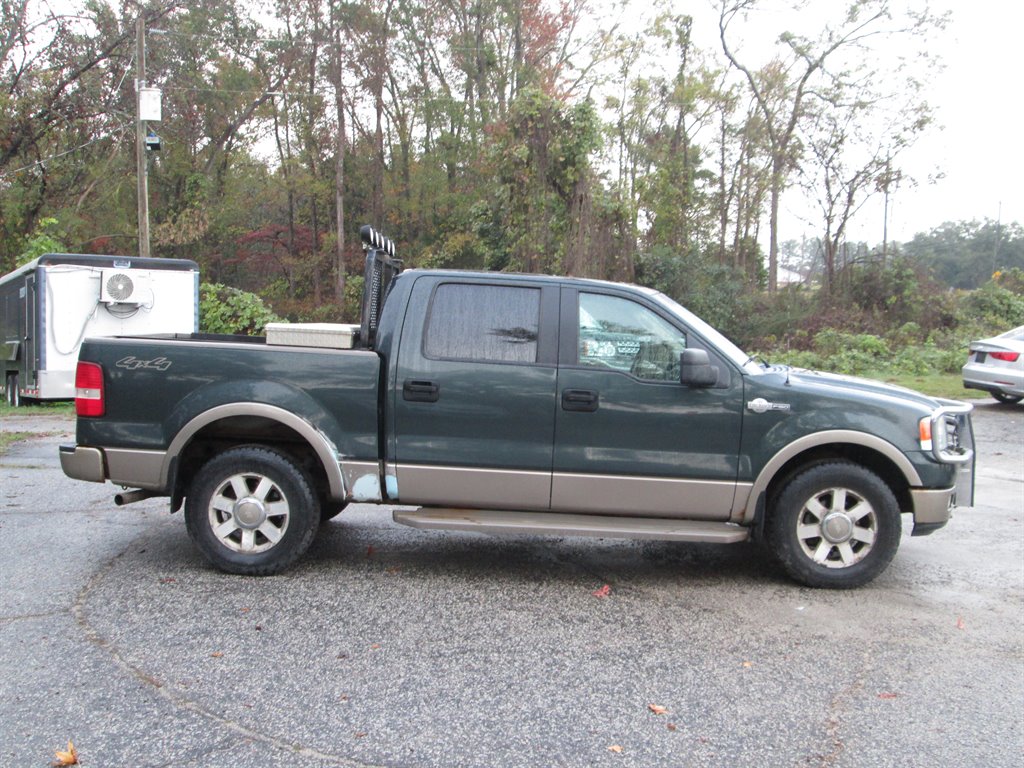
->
<box><xmin>392</xmin><ymin>508</ymin><xmax>750</xmax><ymax>543</ymax></box>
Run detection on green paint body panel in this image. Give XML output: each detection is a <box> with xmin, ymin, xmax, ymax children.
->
<box><xmin>77</xmin><ymin>337</ymin><xmax>381</xmax><ymax>461</ymax></box>
<box><xmin>68</xmin><ymin>269</ymin><xmax>966</xmax><ymax>515</ymax></box>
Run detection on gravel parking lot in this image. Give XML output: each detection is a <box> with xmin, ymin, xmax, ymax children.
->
<box><xmin>1</xmin><ymin>402</ymin><xmax>1022</xmax><ymax>767</ymax></box>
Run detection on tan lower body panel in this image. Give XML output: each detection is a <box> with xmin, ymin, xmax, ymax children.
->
<box><xmin>551</xmin><ymin>473</ymin><xmax>749</xmax><ymax>521</ymax></box>
<box><xmin>395</xmin><ymin>464</ymin><xmax>750</xmax><ymax>520</ymax></box>
<box><xmin>393</xmin><ymin>508</ymin><xmax>750</xmax><ymax>543</ymax></box>
<box><xmin>394</xmin><ymin>465</ymin><xmax>551</xmax><ymax>511</ymax></box>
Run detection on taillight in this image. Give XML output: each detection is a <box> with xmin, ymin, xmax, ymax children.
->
<box><xmin>989</xmin><ymin>351</ymin><xmax>1020</xmax><ymax>362</ymax></box>
<box><xmin>75</xmin><ymin>361</ymin><xmax>105</xmax><ymax>417</ymax></box>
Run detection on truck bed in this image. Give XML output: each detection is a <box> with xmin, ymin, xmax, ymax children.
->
<box><xmin>76</xmin><ymin>334</ymin><xmax>382</xmax><ymax>463</ymax></box>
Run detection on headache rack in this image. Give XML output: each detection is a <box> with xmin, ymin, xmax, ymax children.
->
<box><xmin>358</xmin><ymin>224</ymin><xmax>403</xmax><ymax>349</ymax></box>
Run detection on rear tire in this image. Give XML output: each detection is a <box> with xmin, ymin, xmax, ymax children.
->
<box><xmin>992</xmin><ymin>392</ymin><xmax>1023</xmax><ymax>405</ymax></box>
<box><xmin>185</xmin><ymin>445</ymin><xmax>320</xmax><ymax>575</ymax></box>
<box><xmin>5</xmin><ymin>374</ymin><xmax>19</xmax><ymax>407</ymax></box>
<box><xmin>766</xmin><ymin>461</ymin><xmax>901</xmax><ymax>589</ymax></box>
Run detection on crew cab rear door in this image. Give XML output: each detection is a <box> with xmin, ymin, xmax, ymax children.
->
<box><xmin>391</xmin><ymin>275</ymin><xmax>560</xmax><ymax>509</ymax></box>
<box><xmin>551</xmin><ymin>286</ymin><xmax>744</xmax><ymax>520</ymax></box>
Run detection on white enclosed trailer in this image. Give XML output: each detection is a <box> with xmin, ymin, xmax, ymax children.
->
<box><xmin>1</xmin><ymin>253</ymin><xmax>199</xmax><ymax>405</ymax></box>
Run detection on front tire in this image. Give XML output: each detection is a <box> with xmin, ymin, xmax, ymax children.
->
<box><xmin>766</xmin><ymin>461</ymin><xmax>901</xmax><ymax>589</ymax></box>
<box><xmin>185</xmin><ymin>445</ymin><xmax>320</xmax><ymax>575</ymax></box>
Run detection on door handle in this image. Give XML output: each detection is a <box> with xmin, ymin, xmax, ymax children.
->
<box><xmin>403</xmin><ymin>379</ymin><xmax>440</xmax><ymax>403</ymax></box>
<box><xmin>561</xmin><ymin>388</ymin><xmax>599</xmax><ymax>412</ymax></box>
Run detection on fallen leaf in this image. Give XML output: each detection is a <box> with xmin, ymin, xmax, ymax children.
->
<box><xmin>878</xmin><ymin>692</ymin><xmax>899</xmax><ymax>700</ymax></box>
<box><xmin>52</xmin><ymin>741</ymin><xmax>78</xmax><ymax>766</ymax></box>
<box><xmin>354</xmin><ymin>732</ymin><xmax>367</xmax><ymax>738</ymax></box>
<box><xmin>370</xmin><ymin>643</ymin><xmax>381</xmax><ymax>650</ymax></box>
<box><xmin>592</xmin><ymin>584</ymin><xmax>611</xmax><ymax>598</ymax></box>
<box><xmin>648</xmin><ymin>704</ymin><xmax>669</xmax><ymax>715</ymax></box>
<box><xmin>210</xmin><ymin>651</ymin><xmax>223</xmax><ymax>658</ymax></box>
<box><xmin>254</xmin><ymin>625</ymin><xmax>263</xmax><ymax>631</ymax></box>
<box><xmin>241</xmin><ymin>607</ymin><xmax>251</xmax><ymax>613</ymax></box>
<box><xmin>667</xmin><ymin>723</ymin><xmax>678</xmax><ymax>732</ymax></box>
<box><xmin>607</xmin><ymin>745</ymin><xmax>623</xmax><ymax>753</ymax></box>
<box><xmin>956</xmin><ymin>616</ymin><xmax>965</xmax><ymax>630</ymax></box>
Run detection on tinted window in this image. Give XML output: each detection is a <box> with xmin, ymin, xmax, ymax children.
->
<box><xmin>578</xmin><ymin>293</ymin><xmax>686</xmax><ymax>381</ymax></box>
<box><xmin>425</xmin><ymin>283</ymin><xmax>540</xmax><ymax>363</ymax></box>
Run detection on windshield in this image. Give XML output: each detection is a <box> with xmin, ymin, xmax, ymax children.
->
<box><xmin>649</xmin><ymin>291</ymin><xmax>763</xmax><ymax>374</ymax></box>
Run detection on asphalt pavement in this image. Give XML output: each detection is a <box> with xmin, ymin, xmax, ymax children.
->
<box><xmin>1</xmin><ymin>402</ymin><xmax>1021</xmax><ymax>767</ymax></box>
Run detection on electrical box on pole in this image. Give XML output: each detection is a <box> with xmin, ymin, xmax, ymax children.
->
<box><xmin>139</xmin><ymin>87</ymin><xmax>162</xmax><ymax>122</ymax></box>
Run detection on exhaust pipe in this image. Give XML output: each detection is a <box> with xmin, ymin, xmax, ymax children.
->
<box><xmin>114</xmin><ymin>489</ymin><xmax>157</xmax><ymax>506</ymax></box>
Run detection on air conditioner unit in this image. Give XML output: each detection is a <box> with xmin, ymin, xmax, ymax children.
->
<box><xmin>100</xmin><ymin>269</ymin><xmax>145</xmax><ymax>304</ymax></box>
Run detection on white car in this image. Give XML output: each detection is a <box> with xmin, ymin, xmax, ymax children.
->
<box><xmin>962</xmin><ymin>326</ymin><xmax>1024</xmax><ymax>404</ymax></box>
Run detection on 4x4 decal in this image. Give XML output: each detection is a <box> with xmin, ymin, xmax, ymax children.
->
<box><xmin>116</xmin><ymin>356</ymin><xmax>172</xmax><ymax>371</ymax></box>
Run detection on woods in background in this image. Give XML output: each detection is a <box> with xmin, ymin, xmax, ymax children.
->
<box><xmin>2</xmin><ymin>0</ymin><xmax>1021</xmax><ymax>344</ymax></box>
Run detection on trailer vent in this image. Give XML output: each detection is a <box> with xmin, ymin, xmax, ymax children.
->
<box><xmin>101</xmin><ymin>271</ymin><xmax>137</xmax><ymax>303</ymax></box>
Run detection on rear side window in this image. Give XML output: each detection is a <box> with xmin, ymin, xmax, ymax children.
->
<box><xmin>425</xmin><ymin>283</ymin><xmax>540</xmax><ymax>363</ymax></box>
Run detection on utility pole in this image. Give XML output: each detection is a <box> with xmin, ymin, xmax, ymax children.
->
<box><xmin>880</xmin><ymin>152</ymin><xmax>892</xmax><ymax>267</ymax></box>
<box><xmin>136</xmin><ymin>14</ymin><xmax>150</xmax><ymax>258</ymax></box>
<box><xmin>993</xmin><ymin>201</ymin><xmax>1002</xmax><ymax>276</ymax></box>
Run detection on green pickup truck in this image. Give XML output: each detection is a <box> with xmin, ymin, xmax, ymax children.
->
<box><xmin>60</xmin><ymin>227</ymin><xmax>975</xmax><ymax>588</ymax></box>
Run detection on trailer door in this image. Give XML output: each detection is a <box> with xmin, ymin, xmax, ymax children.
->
<box><xmin>23</xmin><ymin>272</ymin><xmax>36</xmax><ymax>391</ymax></box>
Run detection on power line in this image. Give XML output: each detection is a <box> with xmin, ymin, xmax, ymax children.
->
<box><xmin>157</xmin><ymin>84</ymin><xmax>469</xmax><ymax>104</ymax></box>
<box><xmin>0</xmin><ymin>124</ymin><xmax>132</xmax><ymax>180</ymax></box>
<box><xmin>148</xmin><ymin>26</ymin><xmax>495</xmax><ymax>53</ymax></box>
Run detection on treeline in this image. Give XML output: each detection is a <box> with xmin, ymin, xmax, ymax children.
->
<box><xmin>2</xmin><ymin>0</ymin><xmax>1015</xmax><ymax>335</ymax></box>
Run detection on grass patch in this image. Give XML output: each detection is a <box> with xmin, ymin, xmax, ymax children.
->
<box><xmin>0</xmin><ymin>401</ymin><xmax>74</xmax><ymax>418</ymax></box>
<box><xmin>0</xmin><ymin>431</ymin><xmax>32</xmax><ymax>455</ymax></box>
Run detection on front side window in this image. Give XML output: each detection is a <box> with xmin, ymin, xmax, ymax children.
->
<box><xmin>425</xmin><ymin>283</ymin><xmax>540</xmax><ymax>363</ymax></box>
<box><xmin>578</xmin><ymin>293</ymin><xmax>686</xmax><ymax>381</ymax></box>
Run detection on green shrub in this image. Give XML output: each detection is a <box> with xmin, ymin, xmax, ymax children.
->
<box><xmin>963</xmin><ymin>282</ymin><xmax>1024</xmax><ymax>328</ymax></box>
<box><xmin>993</xmin><ymin>267</ymin><xmax>1024</xmax><ymax>294</ymax></box>
<box><xmin>17</xmin><ymin>217</ymin><xmax>65</xmax><ymax>266</ymax></box>
<box><xmin>200</xmin><ymin>283</ymin><xmax>282</xmax><ymax>335</ymax></box>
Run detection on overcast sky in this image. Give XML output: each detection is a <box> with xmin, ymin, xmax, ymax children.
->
<box><xmin>772</xmin><ymin>0</ymin><xmax>1023</xmax><ymax>243</ymax></box>
<box><xmin>631</xmin><ymin>1</ymin><xmax>1022</xmax><ymax>245</ymax></box>
<box><xmin>874</xmin><ymin>0</ymin><xmax>1022</xmax><ymax>240</ymax></box>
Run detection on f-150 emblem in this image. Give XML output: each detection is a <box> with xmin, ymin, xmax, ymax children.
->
<box><xmin>747</xmin><ymin>398</ymin><xmax>791</xmax><ymax>414</ymax></box>
<box><xmin>116</xmin><ymin>356</ymin><xmax>172</xmax><ymax>371</ymax></box>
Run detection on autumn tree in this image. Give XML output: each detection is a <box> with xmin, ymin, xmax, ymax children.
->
<box><xmin>718</xmin><ymin>0</ymin><xmax>941</xmax><ymax>292</ymax></box>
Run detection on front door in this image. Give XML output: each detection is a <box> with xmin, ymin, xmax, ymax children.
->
<box><xmin>392</xmin><ymin>276</ymin><xmax>560</xmax><ymax>510</ymax></box>
<box><xmin>552</xmin><ymin>287</ymin><xmax>744</xmax><ymax>520</ymax></box>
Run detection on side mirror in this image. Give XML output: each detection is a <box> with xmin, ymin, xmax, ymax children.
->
<box><xmin>680</xmin><ymin>348</ymin><xmax>718</xmax><ymax>388</ymax></box>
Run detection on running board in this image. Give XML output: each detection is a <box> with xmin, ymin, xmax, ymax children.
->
<box><xmin>392</xmin><ymin>509</ymin><xmax>750</xmax><ymax>543</ymax></box>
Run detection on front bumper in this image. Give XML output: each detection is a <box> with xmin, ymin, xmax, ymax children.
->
<box><xmin>910</xmin><ymin>487</ymin><xmax>954</xmax><ymax>535</ymax></box>
<box><xmin>59</xmin><ymin>444</ymin><xmax>106</xmax><ymax>483</ymax></box>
